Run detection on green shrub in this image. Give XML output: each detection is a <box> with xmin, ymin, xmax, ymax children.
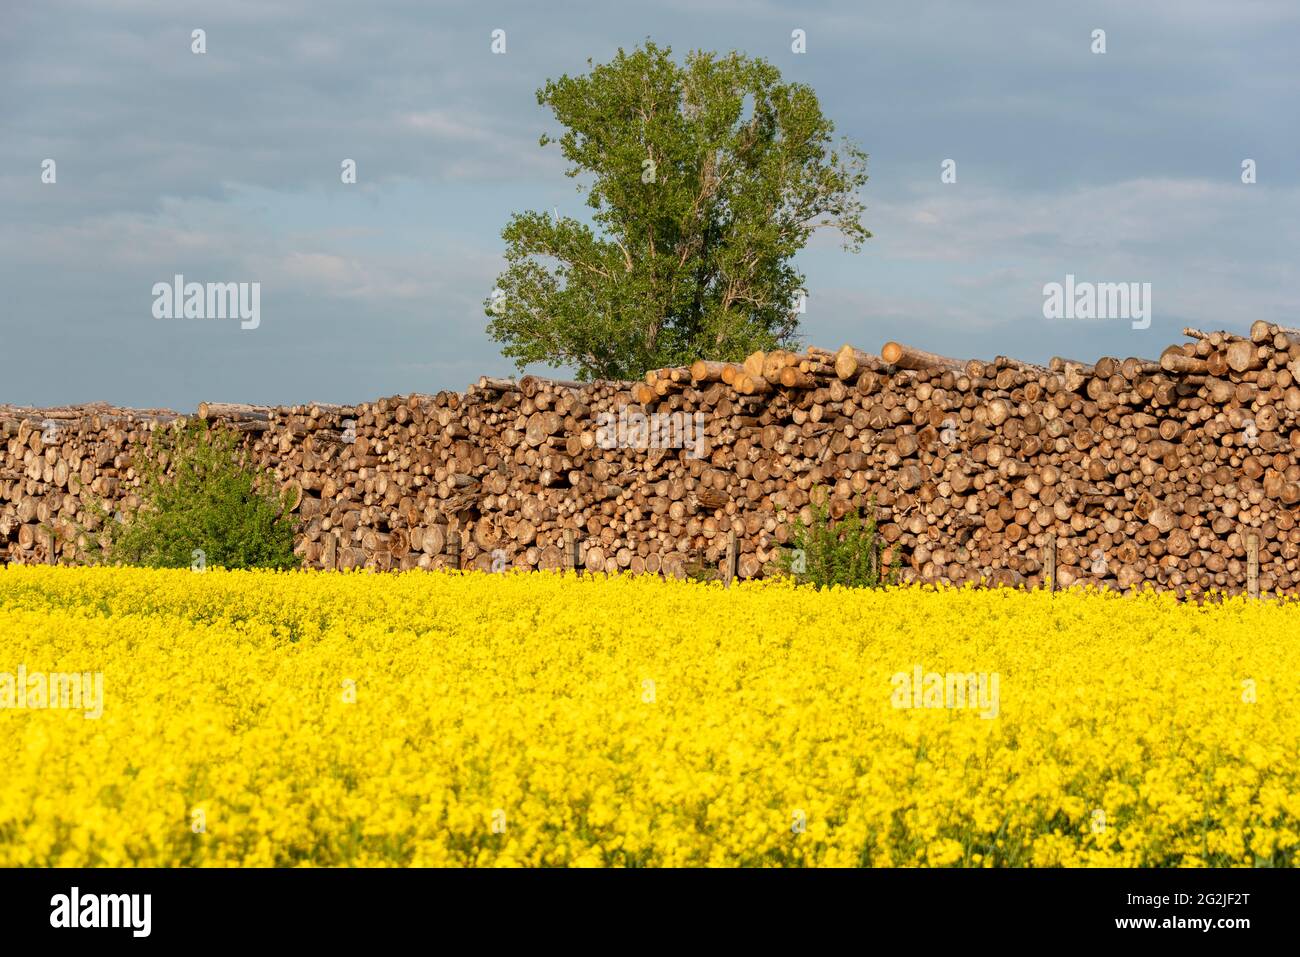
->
<box><xmin>91</xmin><ymin>420</ymin><xmax>300</xmax><ymax>570</ymax></box>
<box><xmin>778</xmin><ymin>492</ymin><xmax>897</xmax><ymax>589</ymax></box>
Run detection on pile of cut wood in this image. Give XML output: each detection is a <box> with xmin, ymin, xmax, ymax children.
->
<box><xmin>4</xmin><ymin>322</ymin><xmax>1299</xmax><ymax>596</ymax></box>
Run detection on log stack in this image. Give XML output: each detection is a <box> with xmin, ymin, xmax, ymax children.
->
<box><xmin>4</xmin><ymin>323</ymin><xmax>1300</xmax><ymax>597</ymax></box>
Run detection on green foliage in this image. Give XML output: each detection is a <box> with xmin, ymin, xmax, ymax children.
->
<box><xmin>683</xmin><ymin>556</ymin><xmax>719</xmax><ymax>582</ymax></box>
<box><xmin>92</xmin><ymin>421</ymin><xmax>299</xmax><ymax>570</ymax></box>
<box><xmin>487</xmin><ymin>40</ymin><xmax>870</xmax><ymax>381</ymax></box>
<box><xmin>779</xmin><ymin>492</ymin><xmax>896</xmax><ymax>589</ymax></box>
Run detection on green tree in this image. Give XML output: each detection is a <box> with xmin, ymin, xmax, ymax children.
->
<box><xmin>778</xmin><ymin>492</ymin><xmax>897</xmax><ymax>590</ymax></box>
<box><xmin>91</xmin><ymin>421</ymin><xmax>300</xmax><ymax>570</ymax></box>
<box><xmin>486</xmin><ymin>40</ymin><xmax>870</xmax><ymax>381</ymax></box>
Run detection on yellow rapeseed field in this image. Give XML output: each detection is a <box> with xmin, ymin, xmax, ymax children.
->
<box><xmin>0</xmin><ymin>565</ymin><xmax>1297</xmax><ymax>867</ymax></box>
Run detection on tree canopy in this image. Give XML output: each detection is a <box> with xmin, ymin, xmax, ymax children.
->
<box><xmin>485</xmin><ymin>41</ymin><xmax>870</xmax><ymax>381</ymax></box>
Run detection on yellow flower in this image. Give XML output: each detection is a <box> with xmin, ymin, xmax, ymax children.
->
<box><xmin>0</xmin><ymin>566</ymin><xmax>1296</xmax><ymax>867</ymax></box>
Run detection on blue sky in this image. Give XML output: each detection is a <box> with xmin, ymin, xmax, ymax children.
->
<box><xmin>3</xmin><ymin>0</ymin><xmax>1297</xmax><ymax>408</ymax></box>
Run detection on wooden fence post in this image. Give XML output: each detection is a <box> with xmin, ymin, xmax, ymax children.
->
<box><xmin>1045</xmin><ymin>537</ymin><xmax>1057</xmax><ymax>594</ymax></box>
<box><xmin>322</xmin><ymin>532</ymin><xmax>338</xmax><ymax>571</ymax></box>
<box><xmin>563</xmin><ymin>529</ymin><xmax>579</xmax><ymax>574</ymax></box>
<box><xmin>1246</xmin><ymin>532</ymin><xmax>1260</xmax><ymax>599</ymax></box>
<box><xmin>45</xmin><ymin>526</ymin><xmax>56</xmax><ymax>566</ymax></box>
<box><xmin>448</xmin><ymin>533</ymin><xmax>461</xmax><ymax>571</ymax></box>
<box><xmin>722</xmin><ymin>530</ymin><xmax>737</xmax><ymax>587</ymax></box>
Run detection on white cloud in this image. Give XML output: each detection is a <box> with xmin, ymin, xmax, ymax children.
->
<box><xmin>401</xmin><ymin>110</ymin><xmax>495</xmax><ymax>142</ymax></box>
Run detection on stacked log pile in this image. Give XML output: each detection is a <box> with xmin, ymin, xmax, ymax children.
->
<box><xmin>4</xmin><ymin>322</ymin><xmax>1300</xmax><ymax>596</ymax></box>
